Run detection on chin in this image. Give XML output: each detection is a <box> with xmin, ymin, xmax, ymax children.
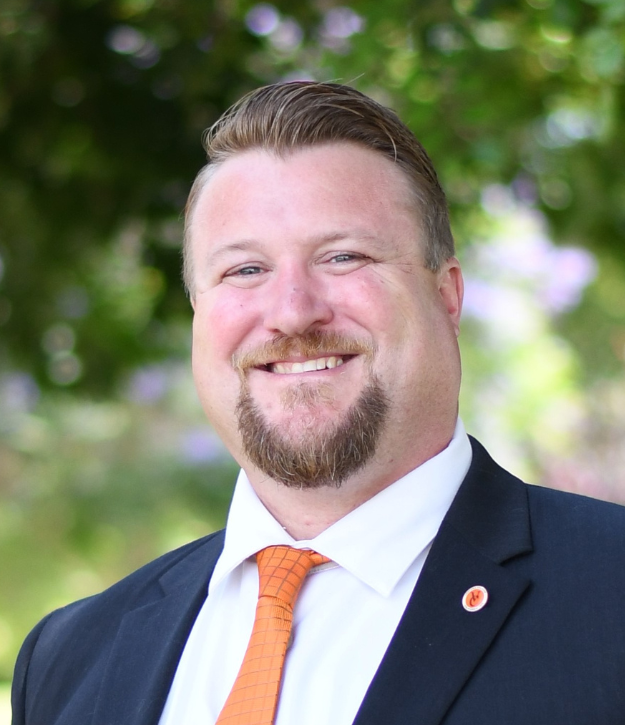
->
<box><xmin>235</xmin><ymin>375</ymin><xmax>390</xmax><ymax>489</ymax></box>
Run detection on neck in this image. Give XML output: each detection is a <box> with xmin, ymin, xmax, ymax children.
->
<box><xmin>244</xmin><ymin>431</ymin><xmax>455</xmax><ymax>540</ymax></box>
<box><xmin>250</xmin><ymin>477</ymin><xmax>385</xmax><ymax>541</ymax></box>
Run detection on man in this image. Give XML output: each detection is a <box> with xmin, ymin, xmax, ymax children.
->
<box><xmin>12</xmin><ymin>82</ymin><xmax>625</xmax><ymax>725</ymax></box>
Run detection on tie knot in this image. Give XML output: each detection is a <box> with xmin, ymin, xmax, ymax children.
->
<box><xmin>256</xmin><ymin>545</ymin><xmax>330</xmax><ymax>605</ymax></box>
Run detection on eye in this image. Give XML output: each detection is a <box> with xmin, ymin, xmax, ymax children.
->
<box><xmin>225</xmin><ymin>264</ymin><xmax>264</xmax><ymax>277</ymax></box>
<box><xmin>322</xmin><ymin>252</ymin><xmax>371</xmax><ymax>272</ymax></box>
<box><xmin>326</xmin><ymin>251</ymin><xmax>372</xmax><ymax>265</ymax></box>
<box><xmin>220</xmin><ymin>262</ymin><xmax>268</xmax><ymax>287</ymax></box>
<box><xmin>330</xmin><ymin>253</ymin><xmax>360</xmax><ymax>263</ymax></box>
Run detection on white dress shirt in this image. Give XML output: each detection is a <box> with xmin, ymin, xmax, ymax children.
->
<box><xmin>159</xmin><ymin>420</ymin><xmax>472</xmax><ymax>725</ymax></box>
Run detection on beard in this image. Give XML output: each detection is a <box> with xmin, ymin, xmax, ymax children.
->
<box><xmin>236</xmin><ymin>374</ymin><xmax>389</xmax><ymax>489</ymax></box>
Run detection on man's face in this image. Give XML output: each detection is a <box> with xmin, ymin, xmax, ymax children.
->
<box><xmin>189</xmin><ymin>143</ymin><xmax>463</xmax><ymax>488</ymax></box>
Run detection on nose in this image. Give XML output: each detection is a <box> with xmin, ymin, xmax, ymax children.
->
<box><xmin>263</xmin><ymin>266</ymin><xmax>334</xmax><ymax>337</ymax></box>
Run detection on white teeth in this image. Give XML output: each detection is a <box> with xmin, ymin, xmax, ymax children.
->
<box><xmin>270</xmin><ymin>356</ymin><xmax>345</xmax><ymax>374</ymax></box>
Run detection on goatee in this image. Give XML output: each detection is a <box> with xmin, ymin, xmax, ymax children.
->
<box><xmin>236</xmin><ymin>376</ymin><xmax>389</xmax><ymax>489</ymax></box>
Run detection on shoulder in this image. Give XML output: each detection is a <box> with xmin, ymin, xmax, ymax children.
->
<box><xmin>459</xmin><ymin>436</ymin><xmax>625</xmax><ymax>559</ymax></box>
<box><xmin>525</xmin><ymin>482</ymin><xmax>625</xmax><ymax>559</ymax></box>
<box><xmin>470</xmin><ymin>434</ymin><xmax>625</xmax><ymax>521</ymax></box>
<box><xmin>12</xmin><ymin>529</ymin><xmax>225</xmax><ymax>720</ymax></box>
<box><xmin>33</xmin><ymin>528</ymin><xmax>224</xmax><ymax>634</ymax></box>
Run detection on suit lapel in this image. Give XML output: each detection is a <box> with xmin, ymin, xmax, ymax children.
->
<box><xmin>92</xmin><ymin>530</ymin><xmax>225</xmax><ymax>725</ymax></box>
<box><xmin>354</xmin><ymin>439</ymin><xmax>533</xmax><ymax>725</ymax></box>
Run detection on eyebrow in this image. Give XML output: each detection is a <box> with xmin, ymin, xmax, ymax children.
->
<box><xmin>311</xmin><ymin>230</ymin><xmax>385</xmax><ymax>248</ymax></box>
<box><xmin>204</xmin><ymin>230</ymin><xmax>387</xmax><ymax>267</ymax></box>
<box><xmin>204</xmin><ymin>240</ymin><xmax>261</xmax><ymax>267</ymax></box>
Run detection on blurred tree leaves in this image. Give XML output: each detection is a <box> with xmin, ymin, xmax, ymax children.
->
<box><xmin>1</xmin><ymin>0</ymin><xmax>264</xmax><ymax>391</ymax></box>
<box><xmin>1</xmin><ymin>0</ymin><xmax>625</xmax><ymax>392</ymax></box>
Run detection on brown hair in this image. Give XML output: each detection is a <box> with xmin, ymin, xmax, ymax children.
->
<box><xmin>183</xmin><ymin>81</ymin><xmax>454</xmax><ymax>295</ymax></box>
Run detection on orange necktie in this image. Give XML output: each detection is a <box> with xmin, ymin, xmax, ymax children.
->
<box><xmin>216</xmin><ymin>545</ymin><xmax>330</xmax><ymax>725</ymax></box>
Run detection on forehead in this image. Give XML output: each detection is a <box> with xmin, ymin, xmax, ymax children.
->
<box><xmin>190</xmin><ymin>142</ymin><xmax>418</xmax><ymax>234</ymax></box>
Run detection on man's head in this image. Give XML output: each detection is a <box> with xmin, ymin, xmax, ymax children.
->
<box><xmin>183</xmin><ymin>82</ymin><xmax>454</xmax><ymax>299</ymax></box>
<box><xmin>186</xmin><ymin>83</ymin><xmax>463</xmax><ymax>494</ymax></box>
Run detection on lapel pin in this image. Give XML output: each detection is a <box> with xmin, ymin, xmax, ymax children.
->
<box><xmin>462</xmin><ymin>585</ymin><xmax>488</xmax><ymax>612</ymax></box>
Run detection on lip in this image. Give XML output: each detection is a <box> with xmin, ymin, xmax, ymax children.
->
<box><xmin>255</xmin><ymin>354</ymin><xmax>357</xmax><ymax>375</ymax></box>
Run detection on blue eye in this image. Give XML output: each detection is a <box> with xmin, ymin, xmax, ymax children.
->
<box><xmin>228</xmin><ymin>265</ymin><xmax>263</xmax><ymax>276</ymax></box>
<box><xmin>331</xmin><ymin>253</ymin><xmax>359</xmax><ymax>263</ymax></box>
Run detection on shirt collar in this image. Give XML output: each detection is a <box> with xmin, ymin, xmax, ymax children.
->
<box><xmin>210</xmin><ymin>419</ymin><xmax>472</xmax><ymax>597</ymax></box>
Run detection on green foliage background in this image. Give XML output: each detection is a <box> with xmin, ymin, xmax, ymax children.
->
<box><xmin>1</xmin><ymin>0</ymin><xmax>625</xmax><ymax>702</ymax></box>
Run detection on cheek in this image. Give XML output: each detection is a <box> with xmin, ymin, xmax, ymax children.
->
<box><xmin>343</xmin><ymin>275</ymin><xmax>449</xmax><ymax>383</ymax></box>
<box><xmin>338</xmin><ymin>273</ymin><xmax>413</xmax><ymax>339</ymax></box>
<box><xmin>192</xmin><ymin>300</ymin><xmax>246</xmax><ymax>435</ymax></box>
<box><xmin>193</xmin><ymin>289</ymin><xmax>257</xmax><ymax>364</ymax></box>
<box><xmin>334</xmin><ymin>271</ymin><xmax>383</xmax><ymax>313</ymax></box>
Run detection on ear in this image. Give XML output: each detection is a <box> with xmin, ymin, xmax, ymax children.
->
<box><xmin>437</xmin><ymin>257</ymin><xmax>463</xmax><ymax>336</ymax></box>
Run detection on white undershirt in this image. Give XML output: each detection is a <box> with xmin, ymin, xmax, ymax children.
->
<box><xmin>159</xmin><ymin>419</ymin><xmax>472</xmax><ymax>725</ymax></box>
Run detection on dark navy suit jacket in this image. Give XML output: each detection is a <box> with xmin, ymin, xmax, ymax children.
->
<box><xmin>11</xmin><ymin>439</ymin><xmax>625</xmax><ymax>724</ymax></box>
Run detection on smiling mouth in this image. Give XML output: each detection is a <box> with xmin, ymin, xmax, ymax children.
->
<box><xmin>233</xmin><ymin>332</ymin><xmax>372</xmax><ymax>377</ymax></box>
<box><xmin>259</xmin><ymin>355</ymin><xmax>353</xmax><ymax>375</ymax></box>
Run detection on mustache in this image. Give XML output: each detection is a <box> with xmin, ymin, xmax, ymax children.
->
<box><xmin>232</xmin><ymin>331</ymin><xmax>375</xmax><ymax>374</ymax></box>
